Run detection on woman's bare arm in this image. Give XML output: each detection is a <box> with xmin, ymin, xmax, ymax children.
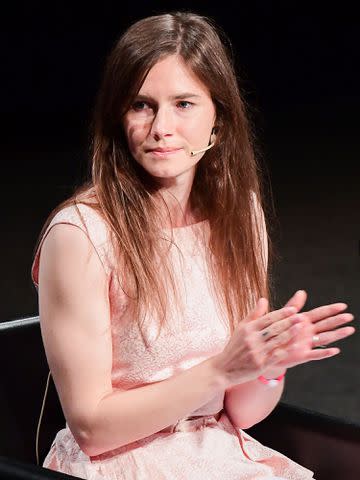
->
<box><xmin>88</xmin><ymin>357</ymin><xmax>225</xmax><ymax>456</ymax></box>
<box><xmin>38</xmin><ymin>224</ymin><xmax>228</xmax><ymax>457</ymax></box>
<box><xmin>224</xmin><ymin>366</ymin><xmax>285</xmax><ymax>429</ymax></box>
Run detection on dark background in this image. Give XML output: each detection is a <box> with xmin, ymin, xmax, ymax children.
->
<box><xmin>1</xmin><ymin>2</ymin><xmax>359</xmax><ymax>421</ymax></box>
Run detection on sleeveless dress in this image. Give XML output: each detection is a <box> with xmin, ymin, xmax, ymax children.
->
<box><xmin>31</xmin><ymin>203</ymin><xmax>314</xmax><ymax>480</ymax></box>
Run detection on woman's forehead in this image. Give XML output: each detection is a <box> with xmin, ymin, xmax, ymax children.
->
<box><xmin>138</xmin><ymin>56</ymin><xmax>211</xmax><ymax>98</ymax></box>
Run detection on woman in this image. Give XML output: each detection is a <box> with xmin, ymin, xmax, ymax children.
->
<box><xmin>31</xmin><ymin>11</ymin><xmax>355</xmax><ymax>479</ymax></box>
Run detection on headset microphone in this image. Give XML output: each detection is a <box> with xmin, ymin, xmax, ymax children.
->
<box><xmin>190</xmin><ymin>141</ymin><xmax>215</xmax><ymax>157</ymax></box>
<box><xmin>190</xmin><ymin>127</ymin><xmax>217</xmax><ymax>157</ymax></box>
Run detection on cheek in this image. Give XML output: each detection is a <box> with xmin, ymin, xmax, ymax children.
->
<box><xmin>180</xmin><ymin>123</ymin><xmax>207</xmax><ymax>145</ymax></box>
<box><xmin>186</xmin><ymin>112</ymin><xmax>214</xmax><ymax>140</ymax></box>
<box><xmin>124</xmin><ymin>122</ymin><xmax>147</xmax><ymax>152</ymax></box>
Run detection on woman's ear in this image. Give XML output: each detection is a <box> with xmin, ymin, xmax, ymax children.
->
<box><xmin>210</xmin><ymin>127</ymin><xmax>218</xmax><ymax>144</ymax></box>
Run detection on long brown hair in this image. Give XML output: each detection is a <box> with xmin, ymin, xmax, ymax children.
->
<box><xmin>32</xmin><ymin>10</ymin><xmax>277</xmax><ymax>347</ymax></box>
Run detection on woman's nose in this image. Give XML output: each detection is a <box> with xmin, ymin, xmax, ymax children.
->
<box><xmin>149</xmin><ymin>106</ymin><xmax>174</xmax><ymax>138</ymax></box>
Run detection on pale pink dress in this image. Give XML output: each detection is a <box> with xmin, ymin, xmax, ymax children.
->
<box><xmin>31</xmin><ymin>203</ymin><xmax>314</xmax><ymax>480</ymax></box>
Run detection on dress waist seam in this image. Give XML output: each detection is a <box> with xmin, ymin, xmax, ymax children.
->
<box><xmin>159</xmin><ymin>410</ymin><xmax>223</xmax><ymax>434</ymax></box>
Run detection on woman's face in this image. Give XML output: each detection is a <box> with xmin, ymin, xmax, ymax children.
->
<box><xmin>122</xmin><ymin>55</ymin><xmax>216</xmax><ymax>186</ymax></box>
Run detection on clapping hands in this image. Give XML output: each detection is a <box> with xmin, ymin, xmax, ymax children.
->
<box><xmin>271</xmin><ymin>290</ymin><xmax>355</xmax><ymax>370</ymax></box>
<box><xmin>214</xmin><ymin>290</ymin><xmax>355</xmax><ymax>388</ymax></box>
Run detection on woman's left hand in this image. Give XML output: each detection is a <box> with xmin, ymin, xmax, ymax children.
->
<box><xmin>272</xmin><ymin>290</ymin><xmax>355</xmax><ymax>369</ymax></box>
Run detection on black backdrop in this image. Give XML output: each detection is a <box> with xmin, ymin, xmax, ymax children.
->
<box><xmin>1</xmin><ymin>1</ymin><xmax>359</xmax><ymax>421</ymax></box>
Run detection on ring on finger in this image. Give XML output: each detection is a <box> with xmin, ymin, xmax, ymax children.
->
<box><xmin>312</xmin><ymin>334</ymin><xmax>326</xmax><ymax>349</ymax></box>
<box><xmin>312</xmin><ymin>335</ymin><xmax>320</xmax><ymax>346</ymax></box>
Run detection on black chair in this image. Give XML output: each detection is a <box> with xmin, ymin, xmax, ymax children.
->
<box><xmin>248</xmin><ymin>402</ymin><xmax>360</xmax><ymax>479</ymax></box>
<box><xmin>0</xmin><ymin>317</ymin><xmax>65</xmax><ymax>468</ymax></box>
<box><xmin>1</xmin><ymin>316</ymin><xmax>360</xmax><ymax>479</ymax></box>
<box><xmin>0</xmin><ymin>455</ymin><xmax>81</xmax><ymax>479</ymax></box>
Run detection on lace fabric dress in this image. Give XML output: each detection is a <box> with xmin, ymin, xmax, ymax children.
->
<box><xmin>31</xmin><ymin>203</ymin><xmax>314</xmax><ymax>480</ymax></box>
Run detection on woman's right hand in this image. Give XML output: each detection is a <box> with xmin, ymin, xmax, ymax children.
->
<box><xmin>212</xmin><ymin>298</ymin><xmax>302</xmax><ymax>387</ymax></box>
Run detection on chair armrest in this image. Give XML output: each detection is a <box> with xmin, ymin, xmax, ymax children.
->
<box><xmin>247</xmin><ymin>402</ymin><xmax>360</xmax><ymax>480</ymax></box>
<box><xmin>0</xmin><ymin>456</ymin><xmax>80</xmax><ymax>479</ymax></box>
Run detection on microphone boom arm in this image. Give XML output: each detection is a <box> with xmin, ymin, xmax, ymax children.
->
<box><xmin>190</xmin><ymin>141</ymin><xmax>215</xmax><ymax>157</ymax></box>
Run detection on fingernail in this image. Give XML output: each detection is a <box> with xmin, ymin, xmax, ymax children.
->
<box><xmin>337</xmin><ymin>303</ymin><xmax>348</xmax><ymax>309</ymax></box>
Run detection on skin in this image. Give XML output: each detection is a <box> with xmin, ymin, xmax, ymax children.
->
<box><xmin>122</xmin><ymin>54</ymin><xmax>216</xmax><ymax>226</ymax></box>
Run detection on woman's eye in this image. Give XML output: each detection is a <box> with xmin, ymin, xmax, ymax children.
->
<box><xmin>177</xmin><ymin>101</ymin><xmax>193</xmax><ymax>109</ymax></box>
<box><xmin>131</xmin><ymin>100</ymin><xmax>193</xmax><ymax>112</ymax></box>
<box><xmin>132</xmin><ymin>101</ymin><xmax>149</xmax><ymax>111</ymax></box>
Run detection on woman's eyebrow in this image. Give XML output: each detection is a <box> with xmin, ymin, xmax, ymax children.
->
<box><xmin>135</xmin><ymin>92</ymin><xmax>202</xmax><ymax>100</ymax></box>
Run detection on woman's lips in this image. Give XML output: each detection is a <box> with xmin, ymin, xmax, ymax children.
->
<box><xmin>148</xmin><ymin>148</ymin><xmax>182</xmax><ymax>156</ymax></box>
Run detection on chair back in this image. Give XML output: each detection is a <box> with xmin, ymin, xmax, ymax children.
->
<box><xmin>0</xmin><ymin>317</ymin><xmax>65</xmax><ymax>465</ymax></box>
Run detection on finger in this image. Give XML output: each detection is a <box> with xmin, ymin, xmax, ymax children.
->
<box><xmin>305</xmin><ymin>303</ymin><xmax>349</xmax><ymax>324</ymax></box>
<box><xmin>260</xmin><ymin>313</ymin><xmax>305</xmax><ymax>340</ymax></box>
<box><xmin>283</xmin><ymin>289</ymin><xmax>307</xmax><ymax>311</ymax></box>
<box><xmin>253</xmin><ymin>306</ymin><xmax>299</xmax><ymax>331</ymax></box>
<box><xmin>245</xmin><ymin>297</ymin><xmax>269</xmax><ymax>323</ymax></box>
<box><xmin>264</xmin><ymin>322</ymin><xmax>304</xmax><ymax>352</ymax></box>
<box><xmin>306</xmin><ymin>347</ymin><xmax>341</xmax><ymax>361</ymax></box>
<box><xmin>313</xmin><ymin>326</ymin><xmax>355</xmax><ymax>347</ymax></box>
<box><xmin>315</xmin><ymin>313</ymin><xmax>354</xmax><ymax>333</ymax></box>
